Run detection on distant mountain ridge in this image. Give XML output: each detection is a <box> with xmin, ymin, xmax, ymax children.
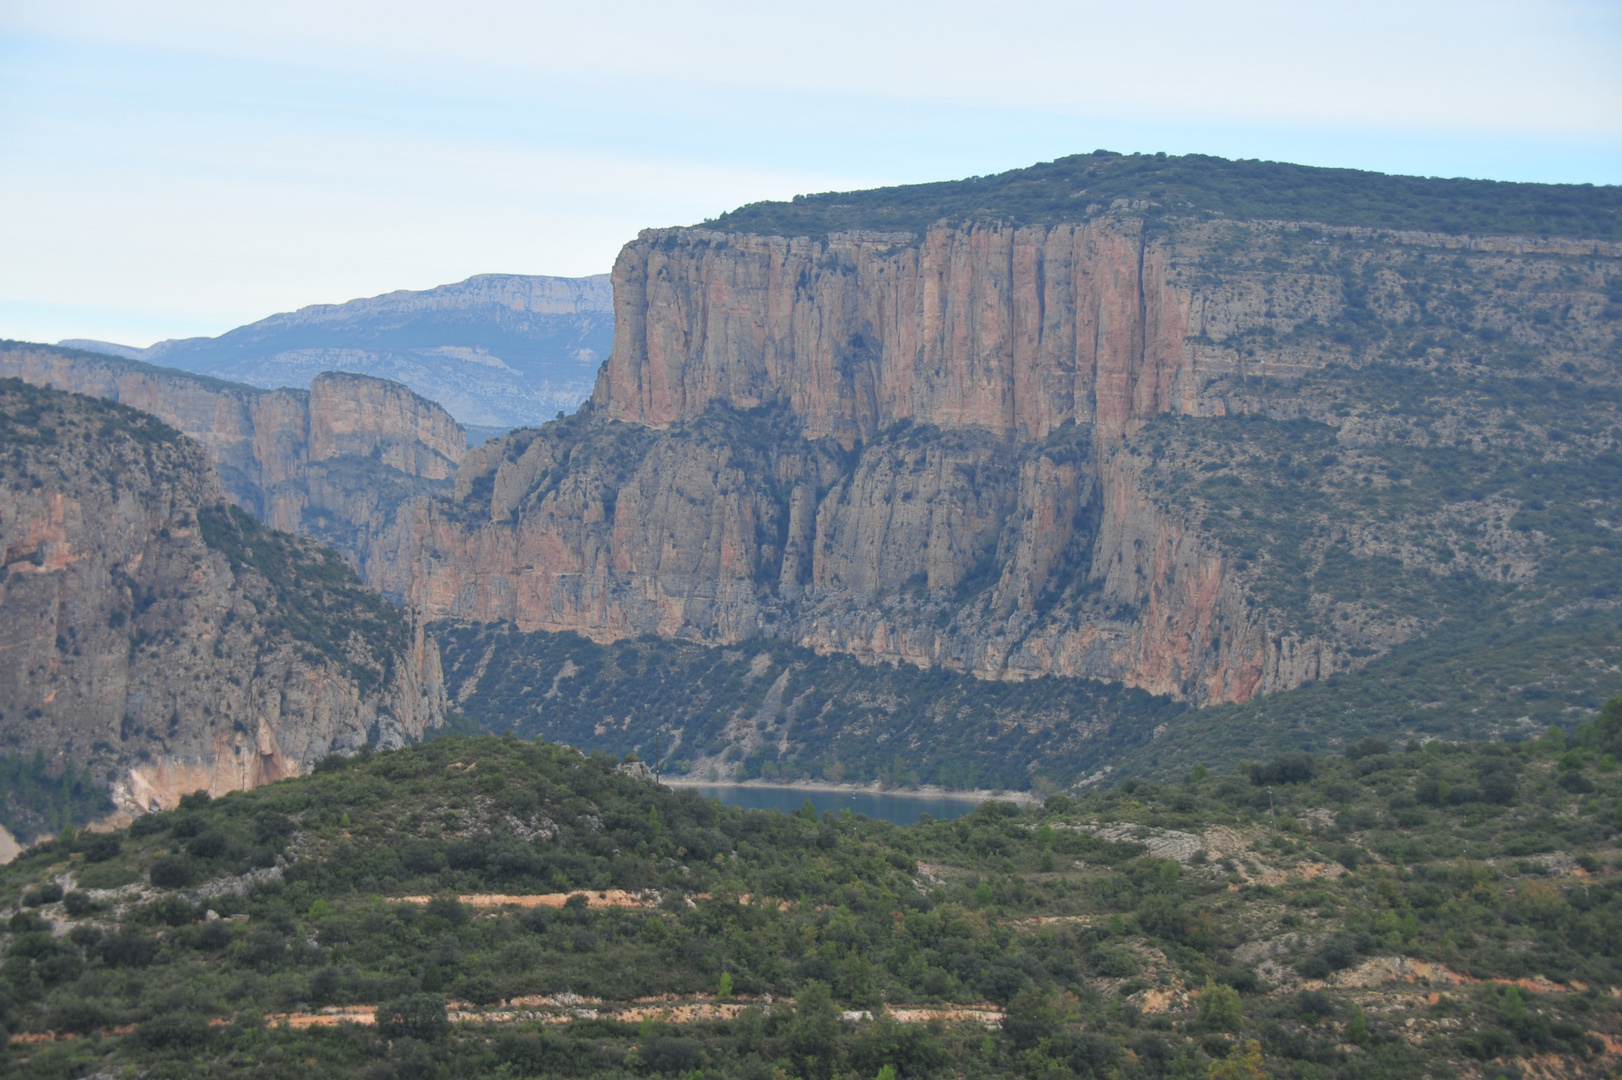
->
<box><xmin>64</xmin><ymin>273</ymin><xmax>613</xmax><ymax>430</ymax></box>
<box><xmin>57</xmin><ymin>339</ymin><xmax>144</xmax><ymax>360</ymax></box>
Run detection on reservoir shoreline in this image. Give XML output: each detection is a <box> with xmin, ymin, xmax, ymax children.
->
<box><xmin>658</xmin><ymin>776</ymin><xmax>1036</xmax><ymax>805</ymax></box>
<box><xmin>656</xmin><ymin>777</ymin><xmax>1037</xmax><ymax>824</ymax></box>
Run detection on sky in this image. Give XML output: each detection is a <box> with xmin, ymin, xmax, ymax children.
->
<box><xmin>1</xmin><ymin>1</ymin><xmax>1618</xmax><ymax>348</ymax></box>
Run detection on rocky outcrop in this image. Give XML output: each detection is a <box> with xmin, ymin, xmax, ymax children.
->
<box><xmin>378</xmin><ymin>408</ymin><xmax>835</xmax><ymax>644</ymax></box>
<box><xmin>0</xmin><ymin>343</ymin><xmax>462</xmax><ymax>581</ymax></box>
<box><xmin>387</xmin><ymin>208</ymin><xmax>1620</xmax><ymax>705</ymax></box>
<box><xmin>305</xmin><ymin>371</ymin><xmax>462</xmax><ymax>483</ymax></box>
<box><xmin>0</xmin><ymin>379</ymin><xmax>446</xmax><ymax>812</ymax></box>
<box><xmin>386</xmin><ymin>410</ymin><xmax>1253</xmax><ymax>700</ymax></box>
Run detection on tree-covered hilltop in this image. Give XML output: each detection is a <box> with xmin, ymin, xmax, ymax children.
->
<box><xmin>702</xmin><ymin>151</ymin><xmax>1622</xmax><ymax>240</ymax></box>
<box><xmin>4</xmin><ymin>718</ymin><xmax>1622</xmax><ymax>1079</ymax></box>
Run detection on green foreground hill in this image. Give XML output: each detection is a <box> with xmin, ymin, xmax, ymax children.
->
<box><xmin>3</xmin><ymin>722</ymin><xmax>1622</xmax><ymax>1079</ymax></box>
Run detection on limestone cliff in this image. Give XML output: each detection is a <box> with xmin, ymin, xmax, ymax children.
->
<box><xmin>0</xmin><ymin>343</ymin><xmax>463</xmax><ymax>586</ymax></box>
<box><xmin>596</xmin><ymin>219</ymin><xmax>1194</xmax><ymax>446</ymax></box>
<box><xmin>0</xmin><ymin>379</ymin><xmax>446</xmax><ymax>812</ymax></box>
<box><xmin>385</xmin><ymin>202</ymin><xmax>1622</xmax><ymax>707</ymax></box>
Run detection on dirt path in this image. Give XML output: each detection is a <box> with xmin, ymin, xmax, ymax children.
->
<box><xmin>393</xmin><ymin>890</ymin><xmax>660</xmax><ymax>910</ymax></box>
<box><xmin>391</xmin><ymin>891</ymin><xmax>790</xmax><ymax>911</ymax></box>
<box><xmin>229</xmin><ymin>996</ymin><xmax>1004</xmax><ymax>1032</ymax></box>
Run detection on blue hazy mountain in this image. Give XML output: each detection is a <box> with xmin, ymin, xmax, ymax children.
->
<box><xmin>63</xmin><ymin>273</ymin><xmax>612</xmax><ymax>433</ymax></box>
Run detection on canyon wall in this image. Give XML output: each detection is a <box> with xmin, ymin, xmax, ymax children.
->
<box><xmin>386</xmin><ymin>209</ymin><xmax>1619</xmax><ymax>706</ymax></box>
<box><xmin>0</xmin><ymin>344</ymin><xmax>463</xmax><ymax>583</ymax></box>
<box><xmin>0</xmin><ymin>380</ymin><xmax>446</xmax><ymax>816</ymax></box>
<box><xmin>597</xmin><ymin>219</ymin><xmax>1200</xmax><ymax>445</ymax></box>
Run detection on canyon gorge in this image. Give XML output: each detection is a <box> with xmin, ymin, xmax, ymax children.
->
<box><xmin>382</xmin><ymin>201</ymin><xmax>1622</xmax><ymax>712</ymax></box>
<box><xmin>4</xmin><ymin>152</ymin><xmax>1620</xmax><ymax>799</ymax></box>
<box><xmin>0</xmin><ymin>380</ymin><xmax>445</xmax><ymax>826</ymax></box>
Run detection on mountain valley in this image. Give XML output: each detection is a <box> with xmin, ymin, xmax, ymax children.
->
<box><xmin>351</xmin><ymin>154</ymin><xmax>1622</xmax><ymax>785</ymax></box>
<box><xmin>4</xmin><ymin>152</ymin><xmax>1622</xmax><ymax>798</ymax></box>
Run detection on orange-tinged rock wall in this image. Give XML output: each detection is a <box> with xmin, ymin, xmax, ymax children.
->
<box><xmin>596</xmin><ymin>219</ymin><xmax>1196</xmax><ymax>446</ymax></box>
<box><xmin>0</xmin><ymin>381</ymin><xmax>448</xmax><ymax>820</ymax></box>
<box><xmin>0</xmin><ymin>345</ymin><xmax>463</xmax><ymax>534</ymax></box>
<box><xmin>390</xmin><ymin>216</ymin><xmax>1350</xmax><ymax>705</ymax></box>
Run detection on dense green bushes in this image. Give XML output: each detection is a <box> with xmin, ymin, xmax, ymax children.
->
<box><xmin>376</xmin><ymin>993</ymin><xmax>451</xmax><ymax>1040</ymax></box>
<box><xmin>0</xmin><ymin>744</ymin><xmax>114</xmax><ymax>845</ymax></box>
<box><xmin>0</xmin><ymin>730</ymin><xmax>1617</xmax><ymax>1077</ymax></box>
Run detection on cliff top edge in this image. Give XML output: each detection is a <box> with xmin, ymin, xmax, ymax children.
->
<box><xmin>697</xmin><ymin>151</ymin><xmax>1622</xmax><ymax>243</ymax></box>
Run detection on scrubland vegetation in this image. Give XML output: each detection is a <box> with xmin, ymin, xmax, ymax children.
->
<box><xmin>707</xmin><ymin>151</ymin><xmax>1622</xmax><ymax>240</ymax></box>
<box><xmin>5</xmin><ymin>708</ymin><xmax>1622</xmax><ymax>1078</ymax></box>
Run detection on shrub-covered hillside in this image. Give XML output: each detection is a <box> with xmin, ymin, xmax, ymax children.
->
<box><xmin>704</xmin><ymin>151</ymin><xmax>1622</xmax><ymax>240</ymax></box>
<box><xmin>436</xmin><ymin>621</ymin><xmax>1186</xmax><ymax>793</ymax></box>
<box><xmin>9</xmin><ymin>713</ymin><xmax>1622</xmax><ymax>1076</ymax></box>
<box><xmin>5</xmin><ymin>720</ymin><xmax>1622</xmax><ymax>1078</ymax></box>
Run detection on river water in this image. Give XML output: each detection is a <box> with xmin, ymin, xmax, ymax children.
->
<box><xmin>680</xmin><ymin>785</ymin><xmax>984</xmax><ymax>825</ymax></box>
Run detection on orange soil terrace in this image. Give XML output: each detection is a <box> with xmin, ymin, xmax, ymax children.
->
<box><xmin>7</xmin><ymin>997</ymin><xmax>1010</xmax><ymax>1042</ymax></box>
<box><xmin>391</xmin><ymin>890</ymin><xmax>659</xmax><ymax>910</ymax></box>
<box><xmin>391</xmin><ymin>892</ymin><xmax>792</xmax><ymax>910</ymax></box>
<box><xmin>264</xmin><ymin>996</ymin><xmax>1007</xmax><ymax>1030</ymax></box>
<box><xmin>12</xmin><ymin>972</ymin><xmax>1612</xmax><ymax>1043</ymax></box>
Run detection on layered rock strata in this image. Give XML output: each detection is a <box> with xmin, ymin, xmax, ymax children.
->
<box><xmin>597</xmin><ymin>219</ymin><xmax>1195</xmax><ymax>445</ymax></box>
<box><xmin>0</xmin><ymin>379</ymin><xmax>446</xmax><ymax>812</ymax></box>
<box><xmin>0</xmin><ymin>343</ymin><xmax>463</xmax><ymax>583</ymax></box>
<box><xmin>383</xmin><ymin>406</ymin><xmax>1270</xmax><ymax>702</ymax></box>
<box><xmin>383</xmin><ymin>209</ymin><xmax>1620</xmax><ymax>705</ymax></box>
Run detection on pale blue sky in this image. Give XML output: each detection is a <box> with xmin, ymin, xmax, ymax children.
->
<box><xmin>2</xmin><ymin>0</ymin><xmax>1618</xmax><ymax>347</ymax></box>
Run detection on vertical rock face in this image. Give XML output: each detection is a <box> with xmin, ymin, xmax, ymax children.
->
<box><xmin>596</xmin><ymin>219</ymin><xmax>1194</xmax><ymax>446</ymax></box>
<box><xmin>382</xmin><ymin>215</ymin><xmax>1261</xmax><ymax>702</ymax></box>
<box><xmin>389</xmin><ymin>209</ymin><xmax>1622</xmax><ymax>706</ymax></box>
<box><xmin>380</xmin><ymin>408</ymin><xmax>843</xmax><ymax>646</ymax></box>
<box><xmin>305</xmin><ymin>372</ymin><xmax>462</xmax><ymax>483</ymax></box>
<box><xmin>0</xmin><ymin>344</ymin><xmax>463</xmax><ymax>578</ymax></box>
<box><xmin>0</xmin><ymin>380</ymin><xmax>446</xmax><ymax>812</ymax></box>
<box><xmin>391</xmin><ymin>404</ymin><xmax>1257</xmax><ymax>701</ymax></box>
<box><xmin>811</xmin><ymin>428</ymin><xmax>1018</xmax><ymax>595</ymax></box>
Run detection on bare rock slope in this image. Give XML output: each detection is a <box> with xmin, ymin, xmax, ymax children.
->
<box><xmin>0</xmin><ymin>379</ymin><xmax>446</xmax><ymax>813</ymax></box>
<box><xmin>0</xmin><ymin>342</ymin><xmax>464</xmax><ymax>591</ymax></box>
